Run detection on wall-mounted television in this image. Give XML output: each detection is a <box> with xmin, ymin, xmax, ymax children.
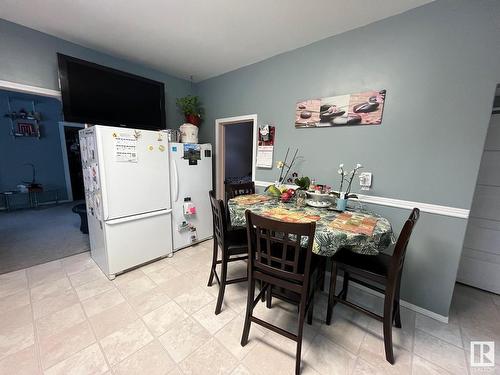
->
<box><xmin>57</xmin><ymin>53</ymin><xmax>166</xmax><ymax>130</ymax></box>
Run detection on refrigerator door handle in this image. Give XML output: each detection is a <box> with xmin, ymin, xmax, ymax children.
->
<box><xmin>172</xmin><ymin>159</ymin><xmax>179</xmax><ymax>202</ymax></box>
<box><xmin>106</xmin><ymin>209</ymin><xmax>172</xmax><ymax>225</ymax></box>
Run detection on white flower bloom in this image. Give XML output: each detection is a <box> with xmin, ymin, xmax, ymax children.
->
<box><xmin>276</xmin><ymin>161</ymin><xmax>284</xmax><ymax>169</ymax></box>
<box><xmin>337</xmin><ymin>168</ymin><xmax>343</xmax><ymax>174</ymax></box>
<box><xmin>356</xmin><ymin>163</ymin><xmax>362</xmax><ymax>169</ymax></box>
<box><xmin>339</xmin><ymin>163</ymin><xmax>344</xmax><ymax>168</ymax></box>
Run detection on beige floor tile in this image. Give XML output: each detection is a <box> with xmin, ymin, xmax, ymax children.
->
<box><xmin>365</xmin><ymin>307</ymin><xmax>415</xmax><ymax>352</ymax></box>
<box><xmin>158</xmin><ymin>317</ymin><xmax>211</xmax><ymax>363</ymax></box>
<box><xmin>358</xmin><ymin>331</ymin><xmax>412</xmax><ymax>375</ymax></box>
<box><xmin>89</xmin><ymin>302</ymin><xmax>138</xmax><ymax>339</ymax></box>
<box><xmin>160</xmin><ymin>273</ymin><xmax>200</xmax><ymax>299</ymax></box>
<box><xmin>416</xmin><ymin>313</ymin><xmax>463</xmax><ymax>348</ymax></box>
<box><xmin>32</xmin><ymin>288</ymin><xmax>80</xmax><ymax>319</ymax></box>
<box><xmin>0</xmin><ymin>276</ymin><xmax>28</xmax><ymax>299</ymax></box>
<box><xmin>303</xmin><ymin>334</ymin><xmax>357</xmax><ymax>374</ymax></box>
<box><xmin>127</xmin><ymin>287</ymin><xmax>171</xmax><ymax>316</ymax></box>
<box><xmin>142</xmin><ymin>301</ymin><xmax>188</xmax><ymax>337</ymax></box>
<box><xmin>179</xmin><ymin>338</ymin><xmax>238</xmax><ymax>375</ymax></box>
<box><xmin>69</xmin><ymin>267</ymin><xmax>107</xmax><ymax>288</ymax></box>
<box><xmin>99</xmin><ymin>319</ymin><xmax>153</xmax><ymax>366</ymax></box>
<box><xmin>174</xmin><ymin>286</ymin><xmax>214</xmax><ymax>315</ymax></box>
<box><xmin>319</xmin><ymin>305</ymin><xmax>370</xmax><ymax>354</ymax></box>
<box><xmin>192</xmin><ymin>301</ymin><xmax>237</xmax><ymax>335</ymax></box>
<box><xmin>36</xmin><ymin>304</ymin><xmax>86</xmax><ymax>340</ymax></box>
<box><xmin>113</xmin><ymin>340</ymin><xmax>175</xmax><ymax>375</ymax></box>
<box><xmin>30</xmin><ymin>277</ymin><xmax>72</xmax><ymax>302</ymax></box>
<box><xmin>38</xmin><ymin>321</ymin><xmax>95</xmax><ymax>369</ymax></box>
<box><xmin>74</xmin><ymin>277</ymin><xmax>115</xmax><ymax>301</ymax></box>
<box><xmin>170</xmin><ymin>253</ymin><xmax>207</xmax><ymax>274</ymax></box>
<box><xmin>214</xmin><ymin>315</ymin><xmax>266</xmax><ymax>360</ymax></box>
<box><xmin>242</xmin><ymin>337</ymin><xmax>320</xmax><ymax>375</ymax></box>
<box><xmin>0</xmin><ymin>304</ymin><xmax>33</xmax><ymax>332</ymax></box>
<box><xmin>113</xmin><ymin>269</ymin><xmax>146</xmax><ymax>285</ymax></box>
<box><xmin>81</xmin><ymin>288</ymin><xmax>126</xmax><ymax>317</ymax></box>
<box><xmin>414</xmin><ymin>330</ymin><xmax>467</xmax><ymax>375</ymax></box>
<box><xmin>148</xmin><ymin>266</ymin><xmax>183</xmax><ymax>290</ymax></box>
<box><xmin>167</xmin><ymin>367</ymin><xmax>184</xmax><ymax>375</ymax></box>
<box><xmin>412</xmin><ymin>354</ymin><xmax>453</xmax><ymax>375</ymax></box>
<box><xmin>0</xmin><ymin>289</ymin><xmax>30</xmax><ymax>315</ymax></box>
<box><xmin>117</xmin><ymin>275</ymin><xmax>157</xmax><ymax>299</ymax></box>
<box><xmin>61</xmin><ymin>253</ymin><xmax>94</xmax><ymax>275</ymax></box>
<box><xmin>44</xmin><ymin>343</ymin><xmax>108</xmax><ymax>375</ymax></box>
<box><xmin>231</xmin><ymin>364</ymin><xmax>252</xmax><ymax>375</ymax></box>
<box><xmin>27</xmin><ymin>259</ymin><xmax>62</xmax><ymax>282</ymax></box>
<box><xmin>0</xmin><ymin>323</ymin><xmax>34</xmax><ymax>360</ymax></box>
<box><xmin>28</xmin><ymin>268</ymin><xmax>67</xmax><ymax>289</ymax></box>
<box><xmin>140</xmin><ymin>257</ymin><xmax>171</xmax><ymax>274</ymax></box>
<box><xmin>0</xmin><ymin>345</ymin><xmax>39</xmax><ymax>375</ymax></box>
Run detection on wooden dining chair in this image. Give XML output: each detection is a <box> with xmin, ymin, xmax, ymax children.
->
<box><xmin>241</xmin><ymin>211</ymin><xmax>319</xmax><ymax>375</ymax></box>
<box><xmin>225</xmin><ymin>181</ymin><xmax>256</xmax><ymax>201</ymax></box>
<box><xmin>325</xmin><ymin>208</ymin><xmax>420</xmax><ymax>364</ymax></box>
<box><xmin>207</xmin><ymin>190</ymin><xmax>249</xmax><ymax>314</ymax></box>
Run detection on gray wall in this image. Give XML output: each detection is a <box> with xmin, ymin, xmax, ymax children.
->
<box><xmin>0</xmin><ymin>89</ymin><xmax>67</xmax><ymax>200</ymax></box>
<box><xmin>224</xmin><ymin>122</ymin><xmax>253</xmax><ymax>180</ymax></box>
<box><xmin>0</xmin><ymin>19</ymin><xmax>194</xmax><ymax>129</ymax></box>
<box><xmin>196</xmin><ymin>0</ymin><xmax>500</xmax><ymax>316</ymax></box>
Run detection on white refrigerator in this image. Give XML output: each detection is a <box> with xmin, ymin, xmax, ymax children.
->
<box><xmin>79</xmin><ymin>125</ymin><xmax>173</xmax><ymax>279</ymax></box>
<box><xmin>169</xmin><ymin>143</ymin><xmax>213</xmax><ymax>251</ymax></box>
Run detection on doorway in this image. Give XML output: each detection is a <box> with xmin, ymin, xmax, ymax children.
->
<box><xmin>215</xmin><ymin>114</ymin><xmax>257</xmax><ymax>200</ymax></box>
<box><xmin>60</xmin><ymin>122</ymin><xmax>85</xmax><ymax>201</ymax></box>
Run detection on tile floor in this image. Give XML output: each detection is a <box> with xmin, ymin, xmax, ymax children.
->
<box><xmin>0</xmin><ymin>239</ymin><xmax>499</xmax><ymax>375</ymax></box>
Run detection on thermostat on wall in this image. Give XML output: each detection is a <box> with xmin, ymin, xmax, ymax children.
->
<box><xmin>359</xmin><ymin>172</ymin><xmax>372</xmax><ymax>191</ymax></box>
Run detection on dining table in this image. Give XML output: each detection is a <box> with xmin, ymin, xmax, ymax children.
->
<box><xmin>227</xmin><ymin>193</ymin><xmax>394</xmax><ymax>257</ymax></box>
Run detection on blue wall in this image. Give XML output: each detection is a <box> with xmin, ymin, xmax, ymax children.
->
<box><xmin>196</xmin><ymin>0</ymin><xmax>500</xmax><ymax>317</ymax></box>
<box><xmin>0</xmin><ymin>18</ymin><xmax>194</xmax><ymax>129</ymax></box>
<box><xmin>0</xmin><ymin>89</ymin><xmax>67</xmax><ymax>200</ymax></box>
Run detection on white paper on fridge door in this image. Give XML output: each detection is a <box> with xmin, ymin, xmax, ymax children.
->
<box><xmin>114</xmin><ymin>132</ymin><xmax>138</xmax><ymax>162</ymax></box>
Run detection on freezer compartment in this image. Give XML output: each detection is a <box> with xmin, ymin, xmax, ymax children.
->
<box><xmin>104</xmin><ymin>209</ymin><xmax>173</xmax><ymax>277</ymax></box>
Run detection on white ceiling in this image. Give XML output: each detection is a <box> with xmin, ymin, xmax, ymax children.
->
<box><xmin>0</xmin><ymin>0</ymin><xmax>433</xmax><ymax>82</ymax></box>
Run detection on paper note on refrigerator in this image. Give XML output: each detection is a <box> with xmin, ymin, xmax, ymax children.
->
<box><xmin>114</xmin><ymin>133</ymin><xmax>138</xmax><ymax>162</ymax></box>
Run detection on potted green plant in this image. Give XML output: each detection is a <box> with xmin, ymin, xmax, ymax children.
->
<box><xmin>176</xmin><ymin>95</ymin><xmax>204</xmax><ymax>126</ymax></box>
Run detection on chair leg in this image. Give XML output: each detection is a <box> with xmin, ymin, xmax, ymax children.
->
<box><xmin>215</xmin><ymin>253</ymin><xmax>228</xmax><ymax>315</ymax></box>
<box><xmin>260</xmin><ymin>281</ymin><xmax>266</xmax><ymax>302</ymax></box>
<box><xmin>341</xmin><ymin>271</ymin><xmax>349</xmax><ymax>300</ymax></box>
<box><xmin>241</xmin><ymin>277</ymin><xmax>256</xmax><ymax>346</ymax></box>
<box><xmin>207</xmin><ymin>239</ymin><xmax>218</xmax><ymax>287</ymax></box>
<box><xmin>266</xmin><ymin>285</ymin><xmax>272</xmax><ymax>308</ymax></box>
<box><xmin>319</xmin><ymin>258</ymin><xmax>326</xmax><ymax>292</ymax></box>
<box><xmin>383</xmin><ymin>291</ymin><xmax>395</xmax><ymax>364</ymax></box>
<box><xmin>307</xmin><ymin>290</ymin><xmax>314</xmax><ymax>325</ymax></box>
<box><xmin>326</xmin><ymin>262</ymin><xmax>338</xmax><ymax>325</ymax></box>
<box><xmin>296</xmin><ymin>300</ymin><xmax>307</xmax><ymax>374</ymax></box>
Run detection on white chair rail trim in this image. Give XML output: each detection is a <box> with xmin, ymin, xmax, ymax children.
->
<box><xmin>254</xmin><ymin>180</ymin><xmax>469</xmax><ymax>219</ymax></box>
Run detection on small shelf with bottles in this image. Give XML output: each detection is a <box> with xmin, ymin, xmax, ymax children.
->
<box><xmin>3</xmin><ymin>96</ymin><xmax>42</xmax><ymax>139</ymax></box>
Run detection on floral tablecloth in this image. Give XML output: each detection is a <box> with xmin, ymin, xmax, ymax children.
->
<box><xmin>228</xmin><ymin>194</ymin><xmax>394</xmax><ymax>257</ymax></box>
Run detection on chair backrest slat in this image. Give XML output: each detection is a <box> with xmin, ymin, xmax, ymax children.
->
<box><xmin>225</xmin><ymin>182</ymin><xmax>256</xmax><ymax>201</ymax></box>
<box><xmin>245</xmin><ymin>210</ymin><xmax>316</xmax><ymax>287</ymax></box>
<box><xmin>209</xmin><ymin>190</ymin><xmax>227</xmax><ymax>247</ymax></box>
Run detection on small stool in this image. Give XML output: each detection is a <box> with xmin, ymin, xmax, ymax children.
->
<box><xmin>72</xmin><ymin>203</ymin><xmax>89</xmax><ymax>234</ymax></box>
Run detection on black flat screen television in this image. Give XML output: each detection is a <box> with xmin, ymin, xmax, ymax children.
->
<box><xmin>57</xmin><ymin>53</ymin><xmax>166</xmax><ymax>130</ymax></box>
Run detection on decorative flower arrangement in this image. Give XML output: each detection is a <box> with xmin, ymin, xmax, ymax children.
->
<box><xmin>265</xmin><ymin>148</ymin><xmax>299</xmax><ymax>202</ymax></box>
<box><xmin>336</xmin><ymin>163</ymin><xmax>363</xmax><ymax>199</ymax></box>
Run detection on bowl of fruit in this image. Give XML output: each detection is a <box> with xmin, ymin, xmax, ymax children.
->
<box><xmin>265</xmin><ymin>184</ymin><xmax>295</xmax><ymax>203</ymax></box>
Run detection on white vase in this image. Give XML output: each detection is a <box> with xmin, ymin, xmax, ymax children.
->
<box><xmin>180</xmin><ymin>123</ymin><xmax>199</xmax><ymax>143</ymax></box>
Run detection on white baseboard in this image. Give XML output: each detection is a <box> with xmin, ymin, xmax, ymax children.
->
<box><xmin>337</xmin><ymin>275</ymin><xmax>449</xmax><ymax>323</ymax></box>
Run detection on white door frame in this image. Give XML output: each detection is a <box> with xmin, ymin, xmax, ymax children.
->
<box><xmin>215</xmin><ymin>114</ymin><xmax>258</xmax><ymax>200</ymax></box>
<box><xmin>59</xmin><ymin>122</ymin><xmax>85</xmax><ymax>202</ymax></box>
